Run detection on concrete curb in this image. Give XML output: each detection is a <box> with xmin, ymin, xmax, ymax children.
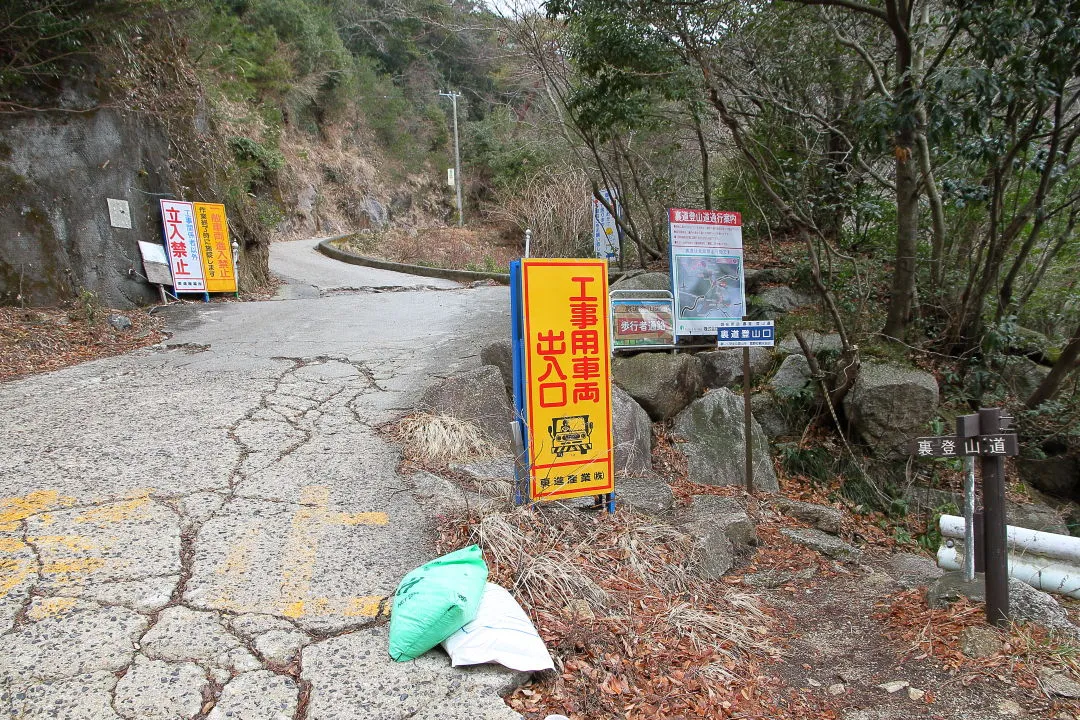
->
<box><xmin>317</xmin><ymin>236</ymin><xmax>511</xmax><ymax>285</ymax></box>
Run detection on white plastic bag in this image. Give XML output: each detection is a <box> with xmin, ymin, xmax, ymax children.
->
<box><xmin>441</xmin><ymin>582</ymin><xmax>555</xmax><ymax>672</ymax></box>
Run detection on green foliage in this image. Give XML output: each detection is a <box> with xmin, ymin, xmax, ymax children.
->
<box><xmin>916</xmin><ymin>501</ymin><xmax>960</xmax><ymax>553</ymax></box>
<box><xmin>73</xmin><ymin>288</ymin><xmax>100</xmax><ymax>325</ymax></box>
<box><xmin>0</xmin><ymin>0</ymin><xmax>166</xmax><ymax>104</ymax></box>
<box><xmin>777</xmin><ymin>443</ymin><xmax>870</xmax><ymax>509</ymax></box>
<box><xmin>466</xmin><ymin>106</ymin><xmax>560</xmax><ymax>196</ymax></box>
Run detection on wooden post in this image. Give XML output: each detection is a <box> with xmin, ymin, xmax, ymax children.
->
<box><xmin>979</xmin><ymin>407</ymin><xmax>1009</xmax><ymax>625</ymax></box>
<box><xmin>743</xmin><ymin>319</ymin><xmax>753</xmax><ymax>492</ymax></box>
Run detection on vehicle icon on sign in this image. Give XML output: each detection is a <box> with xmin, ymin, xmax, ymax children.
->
<box><xmin>548</xmin><ymin>415</ymin><xmax>594</xmax><ymax>457</ymax></box>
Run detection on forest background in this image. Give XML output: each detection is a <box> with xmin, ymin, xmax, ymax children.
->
<box><xmin>2</xmin><ymin>0</ymin><xmax>1079</xmax><ymax>503</ymax></box>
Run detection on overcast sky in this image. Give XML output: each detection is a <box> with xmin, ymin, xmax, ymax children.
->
<box><xmin>484</xmin><ymin>0</ymin><xmax>545</xmax><ymax>19</ymax></box>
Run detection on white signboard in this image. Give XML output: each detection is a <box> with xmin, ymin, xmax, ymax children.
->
<box><xmin>447</xmin><ymin>168</ymin><xmax>456</xmax><ymax>187</ymax></box>
<box><xmin>159</xmin><ymin>200</ymin><xmax>206</xmax><ymax>292</ymax></box>
<box><xmin>107</xmin><ymin>198</ymin><xmax>132</xmax><ymax>229</ymax></box>
<box><xmin>716</xmin><ymin>320</ymin><xmax>775</xmax><ymax>347</ymax></box>
<box><xmin>592</xmin><ymin>188</ymin><xmax>620</xmax><ymax>261</ymax></box>
<box><xmin>669</xmin><ymin>208</ymin><xmax>745</xmax><ymax>337</ymax></box>
<box><xmin>138</xmin><ymin>240</ymin><xmax>174</xmax><ymax>286</ymax></box>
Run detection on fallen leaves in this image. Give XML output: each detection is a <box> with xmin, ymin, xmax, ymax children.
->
<box><xmin>877</xmin><ymin>588</ymin><xmax>1080</xmax><ymax>715</ymax></box>
<box><xmin>0</xmin><ymin>305</ymin><xmax>165</xmax><ymax>382</ymax></box>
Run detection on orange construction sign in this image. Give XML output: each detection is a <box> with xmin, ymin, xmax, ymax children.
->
<box><xmin>521</xmin><ymin>259</ymin><xmax>614</xmax><ymax>501</ymax></box>
<box><xmin>193</xmin><ymin>202</ymin><xmax>237</xmax><ymax>293</ymax></box>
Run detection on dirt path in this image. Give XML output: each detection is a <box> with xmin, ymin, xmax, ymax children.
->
<box><xmin>748</xmin><ymin>543</ymin><xmax>1065</xmax><ymax>720</ymax></box>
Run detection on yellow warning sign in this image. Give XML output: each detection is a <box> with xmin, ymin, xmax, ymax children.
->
<box><xmin>193</xmin><ymin>202</ymin><xmax>237</xmax><ymax>293</ymax></box>
<box><xmin>521</xmin><ymin>259</ymin><xmax>614</xmax><ymax>501</ymax></box>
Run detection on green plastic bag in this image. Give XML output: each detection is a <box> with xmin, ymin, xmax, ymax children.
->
<box><xmin>388</xmin><ymin>544</ymin><xmax>489</xmax><ymax>662</ymax></box>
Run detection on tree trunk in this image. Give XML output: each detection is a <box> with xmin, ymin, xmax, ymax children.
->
<box><xmin>691</xmin><ymin>107</ymin><xmax>711</xmax><ymax>210</ymax></box>
<box><xmin>884</xmin><ymin>125</ymin><xmax>920</xmax><ymax>339</ymax></box>
<box><xmin>882</xmin><ymin>0</ymin><xmax>918</xmax><ymax>340</ymax></box>
<box><xmin>1026</xmin><ymin>322</ymin><xmax>1080</xmax><ymax>408</ymax></box>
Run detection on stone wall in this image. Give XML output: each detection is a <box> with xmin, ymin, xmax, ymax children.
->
<box><xmin>0</xmin><ymin>109</ymin><xmax>176</xmax><ymax>308</ymax></box>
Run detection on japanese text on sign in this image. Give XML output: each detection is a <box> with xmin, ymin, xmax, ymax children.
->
<box><xmin>716</xmin><ymin>320</ymin><xmax>775</xmax><ymax>348</ymax></box>
<box><xmin>668</xmin><ymin>208</ymin><xmax>746</xmax><ymax>336</ymax></box>
<box><xmin>911</xmin><ymin>434</ymin><xmax>1019</xmax><ymax>457</ymax></box>
<box><xmin>159</xmin><ymin>200</ymin><xmax>206</xmax><ymax>292</ymax></box>
<box><xmin>670</xmin><ymin>209</ymin><xmax>741</xmax><ymax>225</ymax></box>
<box><xmin>521</xmin><ymin>260</ymin><xmax>614</xmax><ymax>502</ymax></box>
<box><xmin>193</xmin><ymin>203</ymin><xmax>237</xmax><ymax>293</ymax></box>
<box><xmin>593</xmin><ymin>188</ymin><xmax>620</xmax><ymax>261</ymax></box>
<box><xmin>611</xmin><ymin>299</ymin><xmax>675</xmax><ymax>348</ymax></box>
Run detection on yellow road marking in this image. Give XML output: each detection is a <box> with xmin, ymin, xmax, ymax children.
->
<box><xmin>332</xmin><ymin>511</ymin><xmax>389</xmax><ymax>526</ymax></box>
<box><xmin>0</xmin><ymin>538</ymin><xmax>24</xmax><ymax>553</ymax></box>
<box><xmin>0</xmin><ymin>556</ymin><xmax>34</xmax><ymax>599</ymax></box>
<box><xmin>75</xmin><ymin>496</ymin><xmax>149</xmax><ymax>524</ymax></box>
<box><xmin>278</xmin><ymin>485</ymin><xmax>389</xmax><ymax>618</ymax></box>
<box><xmin>27</xmin><ymin>597</ymin><xmax>77</xmax><ymax>620</ymax></box>
<box><xmin>28</xmin><ymin>535</ymin><xmax>97</xmax><ymax>553</ymax></box>
<box><xmin>279</xmin><ymin>486</ymin><xmax>329</xmax><ymax>617</ymax></box>
<box><xmin>0</xmin><ymin>490</ymin><xmax>75</xmax><ymax>532</ymax></box>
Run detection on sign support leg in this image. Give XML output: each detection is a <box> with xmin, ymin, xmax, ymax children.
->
<box><xmin>742</xmin><ymin>325</ymin><xmax>753</xmax><ymax>493</ymax></box>
<box><xmin>979</xmin><ymin>407</ymin><xmax>1009</xmax><ymax>625</ymax></box>
<box><xmin>963</xmin><ymin>455</ymin><xmax>976</xmax><ymax>582</ymax></box>
<box><xmin>509</xmin><ymin>260</ymin><xmax>527</xmax><ymax>506</ymax></box>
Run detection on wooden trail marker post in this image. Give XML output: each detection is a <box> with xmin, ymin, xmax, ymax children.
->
<box><xmin>909</xmin><ymin>408</ymin><xmax>1018</xmax><ymax>625</ymax></box>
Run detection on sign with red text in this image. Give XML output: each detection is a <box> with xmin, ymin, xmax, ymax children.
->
<box><xmin>521</xmin><ymin>259</ymin><xmax>614</xmax><ymax>501</ymax></box>
<box><xmin>193</xmin><ymin>202</ymin><xmax>237</xmax><ymax>293</ymax></box>
<box><xmin>159</xmin><ymin>200</ymin><xmax>206</xmax><ymax>292</ymax></box>
<box><xmin>668</xmin><ymin>208</ymin><xmax>745</xmax><ymax>336</ymax></box>
<box><xmin>611</xmin><ymin>298</ymin><xmax>675</xmax><ymax>348</ymax></box>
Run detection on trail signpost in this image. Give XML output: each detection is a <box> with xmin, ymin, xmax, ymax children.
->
<box><xmin>909</xmin><ymin>409</ymin><xmax>1018</xmax><ymax>625</ymax></box>
<box><xmin>715</xmin><ymin>320</ymin><xmax>775</xmax><ymax>492</ymax></box>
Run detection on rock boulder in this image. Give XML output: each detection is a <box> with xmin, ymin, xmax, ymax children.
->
<box><xmin>749</xmin><ymin>286</ymin><xmax>815</xmax><ymax>319</ymax></box>
<box><xmin>927</xmin><ymin>573</ymin><xmax>1080</xmax><ymax>638</ymax></box>
<box><xmin>1016</xmin><ymin>456</ymin><xmax>1079</xmax><ymax>500</ymax></box>
<box><xmin>780</xmin><ymin>527</ymin><xmax>860</xmax><ymax>559</ymax></box>
<box><xmin>419</xmin><ymin>366</ymin><xmax>512</xmax><ymax>447</ymax></box>
<box><xmin>683</xmin><ymin>495</ymin><xmax>757</xmax><ymax>550</ymax></box>
<box><xmin>777</xmin><ymin>331</ymin><xmax>844</xmax><ymax>359</ymax></box>
<box><xmin>750</xmin><ymin>393</ymin><xmax>791</xmax><ymax>439</ymax></box>
<box><xmin>617</xmin><ymin>474</ymin><xmax>675</xmax><ymax>516</ymax></box>
<box><xmin>672</xmin><ymin>388</ymin><xmax>778</xmax><ymax>492</ymax></box>
<box><xmin>769</xmin><ymin>353</ymin><xmax>815</xmax><ymax>398</ymax></box>
<box><xmin>698</xmin><ymin>347</ymin><xmax>773</xmax><ymax>388</ymax></box>
<box><xmin>613</xmin><ymin>353</ymin><xmax>705</xmax><ymax>421</ymax></box>
<box><xmin>1009</xmin><ymin>578</ymin><xmax>1080</xmax><ymax>639</ymax></box>
<box><xmin>480</xmin><ymin>339</ymin><xmax>514</xmax><ymax>397</ymax></box>
<box><xmin>772</xmin><ymin>498</ymin><xmax>843</xmax><ymax>534</ymax></box>
<box><xmin>998</xmin><ymin>356</ymin><xmax>1050</xmax><ymax>400</ymax></box>
<box><xmin>843</xmin><ymin>361</ymin><xmax>939</xmax><ymax>454</ymax></box>
<box><xmin>610</xmin><ymin>272</ymin><xmax>671</xmax><ymax>292</ymax></box>
<box><xmin>611</xmin><ymin>385</ymin><xmax>652</xmax><ymax>476</ymax></box>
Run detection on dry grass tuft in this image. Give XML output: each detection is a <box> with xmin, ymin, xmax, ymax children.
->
<box><xmin>478</xmin><ymin>511</ymin><xmax>611</xmax><ymax>611</ymax></box>
<box><xmin>664</xmin><ymin>596</ymin><xmax>771</xmax><ymax>653</ymax></box>
<box><xmin>396</xmin><ymin>412</ymin><xmax>499</xmax><ymax>465</ymax></box>
<box><xmin>617</xmin><ymin>522</ymin><xmax>694</xmax><ymax>594</ymax></box>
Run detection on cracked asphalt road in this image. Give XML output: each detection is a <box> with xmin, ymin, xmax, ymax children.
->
<box><xmin>0</xmin><ymin>237</ymin><xmax>522</xmax><ymax>719</ymax></box>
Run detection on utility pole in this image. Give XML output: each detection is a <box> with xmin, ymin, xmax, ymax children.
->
<box><xmin>439</xmin><ymin>90</ymin><xmax>464</xmax><ymax>227</ymax></box>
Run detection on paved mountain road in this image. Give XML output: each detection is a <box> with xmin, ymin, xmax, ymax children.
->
<box><xmin>0</xmin><ymin>238</ymin><xmax>520</xmax><ymax>719</ymax></box>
